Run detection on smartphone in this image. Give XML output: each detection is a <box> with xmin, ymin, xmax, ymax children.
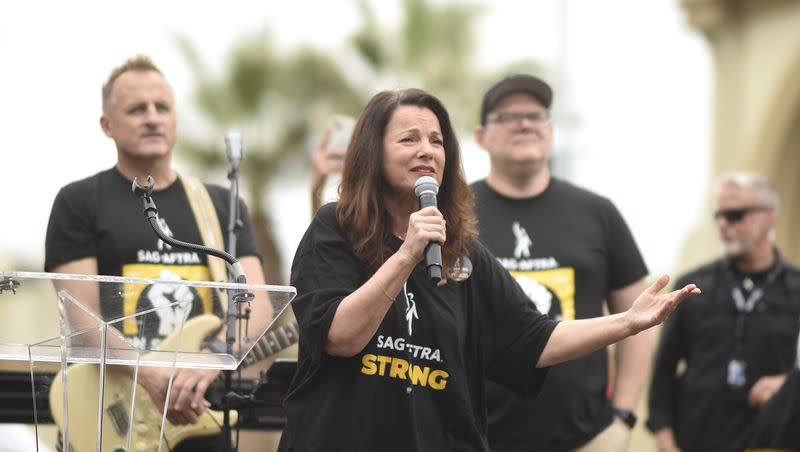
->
<box><xmin>317</xmin><ymin>115</ymin><xmax>355</xmax><ymax>205</ymax></box>
<box><xmin>327</xmin><ymin>115</ymin><xmax>356</xmax><ymax>153</ymax></box>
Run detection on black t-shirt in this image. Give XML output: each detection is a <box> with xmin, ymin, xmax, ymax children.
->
<box><xmin>44</xmin><ymin>167</ymin><xmax>260</xmax><ymax>348</ymax></box>
<box><xmin>472</xmin><ymin>178</ymin><xmax>648</xmax><ymax>451</ymax></box>
<box><xmin>278</xmin><ymin>203</ymin><xmax>558</xmax><ymax>452</ymax></box>
<box><xmin>648</xmin><ymin>257</ymin><xmax>800</xmax><ymax>452</ymax></box>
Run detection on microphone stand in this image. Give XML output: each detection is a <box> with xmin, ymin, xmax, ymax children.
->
<box><xmin>223</xmin><ymin>130</ymin><xmax>244</xmax><ymax>452</ymax></box>
<box><xmin>225</xmin><ymin>130</ymin><xmax>244</xmax><ymax>361</ymax></box>
<box><xmin>131</xmin><ymin>176</ymin><xmax>253</xmax><ymax>452</ymax></box>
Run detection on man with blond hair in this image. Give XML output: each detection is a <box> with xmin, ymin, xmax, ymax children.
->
<box><xmin>45</xmin><ymin>55</ymin><xmax>267</xmax><ymax>452</ymax></box>
<box><xmin>648</xmin><ymin>172</ymin><xmax>800</xmax><ymax>452</ymax></box>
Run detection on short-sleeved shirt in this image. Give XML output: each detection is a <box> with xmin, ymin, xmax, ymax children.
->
<box><xmin>44</xmin><ymin>167</ymin><xmax>261</xmax><ymax>348</ymax></box>
<box><xmin>472</xmin><ymin>178</ymin><xmax>648</xmax><ymax>451</ymax></box>
<box><xmin>278</xmin><ymin>203</ymin><xmax>558</xmax><ymax>452</ymax></box>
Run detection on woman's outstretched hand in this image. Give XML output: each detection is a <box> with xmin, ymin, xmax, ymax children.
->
<box><xmin>625</xmin><ymin>275</ymin><xmax>701</xmax><ymax>334</ymax></box>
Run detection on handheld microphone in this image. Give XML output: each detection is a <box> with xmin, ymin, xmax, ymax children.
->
<box><xmin>225</xmin><ymin>130</ymin><xmax>243</xmax><ymax>170</ymax></box>
<box><xmin>414</xmin><ymin>176</ymin><xmax>442</xmax><ymax>284</ymax></box>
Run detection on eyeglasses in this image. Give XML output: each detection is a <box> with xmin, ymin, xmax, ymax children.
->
<box><xmin>713</xmin><ymin>206</ymin><xmax>771</xmax><ymax>223</ymax></box>
<box><xmin>487</xmin><ymin>111</ymin><xmax>550</xmax><ymax>127</ymax></box>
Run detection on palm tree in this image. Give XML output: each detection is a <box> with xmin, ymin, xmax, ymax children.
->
<box><xmin>175</xmin><ymin>0</ymin><xmax>546</xmax><ymax>284</ymax></box>
<box><xmin>347</xmin><ymin>0</ymin><xmax>547</xmax><ymax>126</ymax></box>
<box><xmin>174</xmin><ymin>31</ymin><xmax>363</xmax><ymax>284</ymax></box>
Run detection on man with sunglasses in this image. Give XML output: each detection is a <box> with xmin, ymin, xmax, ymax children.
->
<box><xmin>473</xmin><ymin>74</ymin><xmax>651</xmax><ymax>452</ymax></box>
<box><xmin>647</xmin><ymin>172</ymin><xmax>800</xmax><ymax>452</ymax></box>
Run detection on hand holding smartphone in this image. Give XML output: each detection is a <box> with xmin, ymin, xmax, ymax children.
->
<box><xmin>314</xmin><ymin>115</ymin><xmax>355</xmax><ymax>175</ymax></box>
<box><xmin>311</xmin><ymin>115</ymin><xmax>356</xmax><ymax>214</ymax></box>
<box><xmin>326</xmin><ymin>115</ymin><xmax>355</xmax><ymax>154</ymax></box>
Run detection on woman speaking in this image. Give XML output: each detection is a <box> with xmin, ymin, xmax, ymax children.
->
<box><xmin>278</xmin><ymin>89</ymin><xmax>699</xmax><ymax>451</ymax></box>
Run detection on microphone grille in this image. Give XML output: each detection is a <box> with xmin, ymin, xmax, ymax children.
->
<box><xmin>414</xmin><ymin>176</ymin><xmax>439</xmax><ymax>197</ymax></box>
<box><xmin>225</xmin><ymin>130</ymin><xmax>242</xmax><ymax>156</ymax></box>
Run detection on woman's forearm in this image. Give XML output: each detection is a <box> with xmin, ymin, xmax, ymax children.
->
<box><xmin>537</xmin><ymin>276</ymin><xmax>700</xmax><ymax>368</ymax></box>
<box><xmin>325</xmin><ymin>248</ymin><xmax>417</xmax><ymax>357</ymax></box>
<box><xmin>537</xmin><ymin>313</ymin><xmax>635</xmax><ymax>368</ymax></box>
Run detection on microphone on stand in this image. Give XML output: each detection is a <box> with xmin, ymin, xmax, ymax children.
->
<box><xmin>132</xmin><ymin>173</ymin><xmax>253</xmax><ymax>452</ymax></box>
<box><xmin>223</xmin><ymin>130</ymin><xmax>244</xmax><ymax>256</ymax></box>
<box><xmin>414</xmin><ymin>176</ymin><xmax>442</xmax><ymax>284</ymax></box>
<box><xmin>225</xmin><ymin>130</ymin><xmax>243</xmax><ymax>171</ymax></box>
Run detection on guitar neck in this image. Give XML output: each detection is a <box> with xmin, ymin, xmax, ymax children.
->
<box><xmin>240</xmin><ymin>321</ymin><xmax>299</xmax><ymax>368</ymax></box>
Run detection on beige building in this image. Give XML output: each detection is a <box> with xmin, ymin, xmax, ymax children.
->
<box><xmin>629</xmin><ymin>2</ymin><xmax>800</xmax><ymax>450</ymax></box>
<box><xmin>679</xmin><ymin>0</ymin><xmax>800</xmax><ymax>271</ymax></box>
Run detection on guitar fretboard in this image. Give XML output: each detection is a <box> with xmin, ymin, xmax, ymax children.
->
<box><xmin>242</xmin><ymin>321</ymin><xmax>299</xmax><ymax>368</ymax></box>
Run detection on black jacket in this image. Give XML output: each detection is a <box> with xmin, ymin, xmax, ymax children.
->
<box><xmin>647</xmin><ymin>254</ymin><xmax>800</xmax><ymax>452</ymax></box>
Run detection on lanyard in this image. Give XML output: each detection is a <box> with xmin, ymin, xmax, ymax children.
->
<box><xmin>725</xmin><ymin>258</ymin><xmax>784</xmax><ymax>356</ymax></box>
<box><xmin>726</xmin><ymin>258</ymin><xmax>784</xmax><ymax>313</ymax></box>
<box><xmin>732</xmin><ymin>285</ymin><xmax>764</xmax><ymax>313</ymax></box>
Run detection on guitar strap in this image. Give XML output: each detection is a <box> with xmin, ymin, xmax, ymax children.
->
<box><xmin>179</xmin><ymin>174</ymin><xmax>228</xmax><ymax>315</ymax></box>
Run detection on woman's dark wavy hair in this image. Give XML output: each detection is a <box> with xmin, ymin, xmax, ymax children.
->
<box><xmin>336</xmin><ymin>88</ymin><xmax>478</xmax><ymax>274</ymax></box>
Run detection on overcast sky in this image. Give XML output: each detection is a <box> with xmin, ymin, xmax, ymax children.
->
<box><xmin>0</xmin><ymin>0</ymin><xmax>712</xmax><ymax>279</ymax></box>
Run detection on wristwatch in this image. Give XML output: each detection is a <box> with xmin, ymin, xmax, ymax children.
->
<box><xmin>613</xmin><ymin>408</ymin><xmax>637</xmax><ymax>429</ymax></box>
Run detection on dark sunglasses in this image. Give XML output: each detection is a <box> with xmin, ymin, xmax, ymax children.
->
<box><xmin>713</xmin><ymin>206</ymin><xmax>770</xmax><ymax>223</ymax></box>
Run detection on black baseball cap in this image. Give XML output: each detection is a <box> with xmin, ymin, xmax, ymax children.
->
<box><xmin>480</xmin><ymin>74</ymin><xmax>553</xmax><ymax>125</ymax></box>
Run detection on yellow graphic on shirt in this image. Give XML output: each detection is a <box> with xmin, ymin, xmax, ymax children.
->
<box><xmin>511</xmin><ymin>268</ymin><xmax>575</xmax><ymax>321</ymax></box>
<box><xmin>360</xmin><ymin>335</ymin><xmax>449</xmax><ymax>390</ymax></box>
<box><xmin>361</xmin><ymin>354</ymin><xmax>449</xmax><ymax>390</ymax></box>
<box><xmin>120</xmin><ymin>263</ymin><xmax>215</xmax><ymax>335</ymax></box>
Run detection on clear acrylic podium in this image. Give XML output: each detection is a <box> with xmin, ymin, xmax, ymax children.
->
<box><xmin>0</xmin><ymin>271</ymin><xmax>295</xmax><ymax>452</ymax></box>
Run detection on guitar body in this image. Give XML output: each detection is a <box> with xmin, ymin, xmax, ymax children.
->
<box><xmin>49</xmin><ymin>314</ymin><xmax>238</xmax><ymax>452</ymax></box>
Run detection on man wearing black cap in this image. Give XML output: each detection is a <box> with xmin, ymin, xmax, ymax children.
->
<box><xmin>472</xmin><ymin>74</ymin><xmax>651</xmax><ymax>451</ymax></box>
